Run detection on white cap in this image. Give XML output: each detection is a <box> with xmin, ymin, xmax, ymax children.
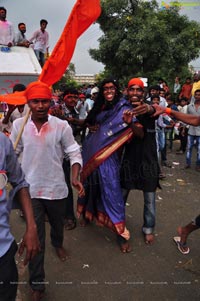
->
<box><xmin>91</xmin><ymin>87</ymin><xmax>99</xmax><ymax>95</ymax></box>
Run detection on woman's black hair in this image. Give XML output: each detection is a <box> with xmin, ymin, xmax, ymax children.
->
<box><xmin>85</xmin><ymin>78</ymin><xmax>121</xmax><ymax>125</ymax></box>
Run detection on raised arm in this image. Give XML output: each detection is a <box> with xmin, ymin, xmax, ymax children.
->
<box><xmin>152</xmin><ymin>104</ymin><xmax>200</xmax><ymax>126</ymax></box>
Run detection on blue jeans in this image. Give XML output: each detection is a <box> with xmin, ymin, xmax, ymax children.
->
<box><xmin>156</xmin><ymin>128</ymin><xmax>165</xmax><ymax>159</ymax></box>
<box><xmin>143</xmin><ymin>192</ymin><xmax>156</xmax><ymax>234</ymax></box>
<box><xmin>34</xmin><ymin>50</ymin><xmax>45</xmax><ymax>67</ymax></box>
<box><xmin>157</xmin><ymin>128</ymin><xmax>165</xmax><ymax>152</ymax></box>
<box><xmin>186</xmin><ymin>135</ymin><xmax>200</xmax><ymax>166</ymax></box>
<box><xmin>122</xmin><ymin>190</ymin><xmax>156</xmax><ymax>234</ymax></box>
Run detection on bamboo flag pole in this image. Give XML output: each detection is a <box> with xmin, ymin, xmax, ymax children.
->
<box><xmin>13</xmin><ymin>107</ymin><xmax>31</xmax><ymax>150</ymax></box>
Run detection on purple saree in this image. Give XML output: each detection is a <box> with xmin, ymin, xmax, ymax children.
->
<box><xmin>77</xmin><ymin>98</ymin><xmax>134</xmax><ymax>237</ymax></box>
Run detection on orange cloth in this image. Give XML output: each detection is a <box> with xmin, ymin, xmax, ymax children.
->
<box><xmin>128</xmin><ymin>78</ymin><xmax>144</xmax><ymax>89</ymax></box>
<box><xmin>0</xmin><ymin>82</ymin><xmax>51</xmax><ymax>105</ymax></box>
<box><xmin>25</xmin><ymin>81</ymin><xmax>51</xmax><ymax>100</ymax></box>
<box><xmin>39</xmin><ymin>0</ymin><xmax>101</xmax><ymax>86</ymax></box>
<box><xmin>0</xmin><ymin>92</ymin><xmax>27</xmax><ymax>105</ymax></box>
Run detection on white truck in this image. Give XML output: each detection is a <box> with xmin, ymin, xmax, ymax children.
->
<box><xmin>0</xmin><ymin>45</ymin><xmax>41</xmax><ymax>118</ymax></box>
<box><xmin>0</xmin><ymin>45</ymin><xmax>41</xmax><ymax>94</ymax></box>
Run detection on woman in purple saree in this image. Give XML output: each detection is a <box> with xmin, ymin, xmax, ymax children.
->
<box><xmin>77</xmin><ymin>78</ymin><xmax>138</xmax><ymax>252</ymax></box>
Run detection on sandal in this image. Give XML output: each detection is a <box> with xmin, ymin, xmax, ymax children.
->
<box><xmin>64</xmin><ymin>218</ymin><xmax>76</xmax><ymax>230</ymax></box>
<box><xmin>173</xmin><ymin>236</ymin><xmax>190</xmax><ymax>255</ymax></box>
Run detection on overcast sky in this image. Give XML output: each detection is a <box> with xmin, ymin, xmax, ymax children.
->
<box><xmin>1</xmin><ymin>0</ymin><xmax>200</xmax><ymax>74</ymax></box>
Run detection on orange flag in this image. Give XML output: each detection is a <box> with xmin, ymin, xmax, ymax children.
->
<box><xmin>39</xmin><ymin>0</ymin><xmax>101</xmax><ymax>86</ymax></box>
<box><xmin>0</xmin><ymin>0</ymin><xmax>101</xmax><ymax>105</ymax></box>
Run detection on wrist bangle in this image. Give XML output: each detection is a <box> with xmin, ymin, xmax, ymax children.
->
<box><xmin>165</xmin><ymin>107</ymin><xmax>172</xmax><ymax>115</ymax></box>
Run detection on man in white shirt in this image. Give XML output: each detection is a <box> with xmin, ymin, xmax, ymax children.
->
<box><xmin>10</xmin><ymin>81</ymin><xmax>84</xmax><ymax>300</ymax></box>
<box><xmin>29</xmin><ymin>19</ymin><xmax>49</xmax><ymax>67</ymax></box>
<box><xmin>0</xmin><ymin>7</ymin><xmax>14</xmax><ymax>47</ymax></box>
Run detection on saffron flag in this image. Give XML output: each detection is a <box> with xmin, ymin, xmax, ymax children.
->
<box><xmin>39</xmin><ymin>0</ymin><xmax>101</xmax><ymax>86</ymax></box>
<box><xmin>0</xmin><ymin>0</ymin><xmax>101</xmax><ymax>105</ymax></box>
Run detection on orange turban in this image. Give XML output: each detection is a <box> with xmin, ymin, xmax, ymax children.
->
<box><xmin>128</xmin><ymin>78</ymin><xmax>144</xmax><ymax>89</ymax></box>
<box><xmin>25</xmin><ymin>81</ymin><xmax>52</xmax><ymax>101</ymax></box>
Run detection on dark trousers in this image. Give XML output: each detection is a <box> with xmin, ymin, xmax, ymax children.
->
<box><xmin>179</xmin><ymin>127</ymin><xmax>188</xmax><ymax>152</ymax></box>
<box><xmin>29</xmin><ymin>198</ymin><xmax>65</xmax><ymax>292</ymax></box>
<box><xmin>63</xmin><ymin>159</ymin><xmax>75</xmax><ymax>220</ymax></box>
<box><xmin>0</xmin><ymin>240</ymin><xmax>18</xmax><ymax>301</ymax></box>
<box><xmin>194</xmin><ymin>215</ymin><xmax>200</xmax><ymax>227</ymax></box>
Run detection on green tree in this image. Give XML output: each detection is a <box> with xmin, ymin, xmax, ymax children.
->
<box><xmin>90</xmin><ymin>0</ymin><xmax>200</xmax><ymax>85</ymax></box>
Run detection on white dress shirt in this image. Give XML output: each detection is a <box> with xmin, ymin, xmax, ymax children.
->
<box><xmin>10</xmin><ymin>115</ymin><xmax>82</xmax><ymax>200</ymax></box>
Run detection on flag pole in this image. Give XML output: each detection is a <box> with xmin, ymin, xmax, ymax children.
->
<box><xmin>13</xmin><ymin>108</ymin><xmax>31</xmax><ymax>150</ymax></box>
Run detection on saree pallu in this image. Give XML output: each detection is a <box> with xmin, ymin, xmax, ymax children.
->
<box><xmin>77</xmin><ymin>98</ymin><xmax>134</xmax><ymax>238</ymax></box>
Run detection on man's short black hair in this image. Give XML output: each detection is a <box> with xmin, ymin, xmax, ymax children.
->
<box><xmin>18</xmin><ymin>22</ymin><xmax>25</xmax><ymax>28</ymax></box>
<box><xmin>149</xmin><ymin>85</ymin><xmax>160</xmax><ymax>92</ymax></box>
<box><xmin>13</xmin><ymin>84</ymin><xmax>26</xmax><ymax>92</ymax></box>
<box><xmin>0</xmin><ymin>7</ymin><xmax>6</xmax><ymax>13</ymax></box>
<box><xmin>180</xmin><ymin>97</ymin><xmax>188</xmax><ymax>102</ymax></box>
<box><xmin>63</xmin><ymin>88</ymin><xmax>78</xmax><ymax>97</ymax></box>
<box><xmin>40</xmin><ymin>19</ymin><xmax>48</xmax><ymax>25</ymax></box>
<box><xmin>151</xmin><ymin>94</ymin><xmax>160</xmax><ymax>101</ymax></box>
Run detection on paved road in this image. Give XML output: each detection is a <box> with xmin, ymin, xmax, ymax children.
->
<box><xmin>12</xmin><ymin>142</ymin><xmax>200</xmax><ymax>301</ymax></box>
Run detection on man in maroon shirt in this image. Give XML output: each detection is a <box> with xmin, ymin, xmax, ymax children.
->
<box><xmin>179</xmin><ymin>77</ymin><xmax>192</xmax><ymax>101</ymax></box>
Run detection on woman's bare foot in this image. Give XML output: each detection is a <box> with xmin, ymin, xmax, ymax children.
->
<box><xmin>55</xmin><ymin>247</ymin><xmax>69</xmax><ymax>262</ymax></box>
<box><xmin>120</xmin><ymin>242</ymin><xmax>132</xmax><ymax>253</ymax></box>
<box><xmin>117</xmin><ymin>235</ymin><xmax>131</xmax><ymax>253</ymax></box>
<box><xmin>144</xmin><ymin>233</ymin><xmax>154</xmax><ymax>245</ymax></box>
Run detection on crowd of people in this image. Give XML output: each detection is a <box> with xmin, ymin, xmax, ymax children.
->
<box><xmin>0</xmin><ymin>73</ymin><xmax>200</xmax><ymax>300</ymax></box>
<box><xmin>0</xmin><ymin>6</ymin><xmax>49</xmax><ymax>66</ymax></box>
<box><xmin>0</xmin><ymin>6</ymin><xmax>200</xmax><ymax>301</ymax></box>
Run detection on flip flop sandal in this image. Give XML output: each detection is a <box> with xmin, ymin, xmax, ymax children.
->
<box><xmin>173</xmin><ymin>236</ymin><xmax>190</xmax><ymax>255</ymax></box>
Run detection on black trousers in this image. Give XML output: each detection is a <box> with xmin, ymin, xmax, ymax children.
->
<box><xmin>63</xmin><ymin>159</ymin><xmax>75</xmax><ymax>220</ymax></box>
<box><xmin>29</xmin><ymin>198</ymin><xmax>65</xmax><ymax>292</ymax></box>
<box><xmin>0</xmin><ymin>240</ymin><xmax>18</xmax><ymax>301</ymax></box>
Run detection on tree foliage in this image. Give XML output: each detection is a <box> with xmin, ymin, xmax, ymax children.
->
<box><xmin>90</xmin><ymin>0</ymin><xmax>200</xmax><ymax>85</ymax></box>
